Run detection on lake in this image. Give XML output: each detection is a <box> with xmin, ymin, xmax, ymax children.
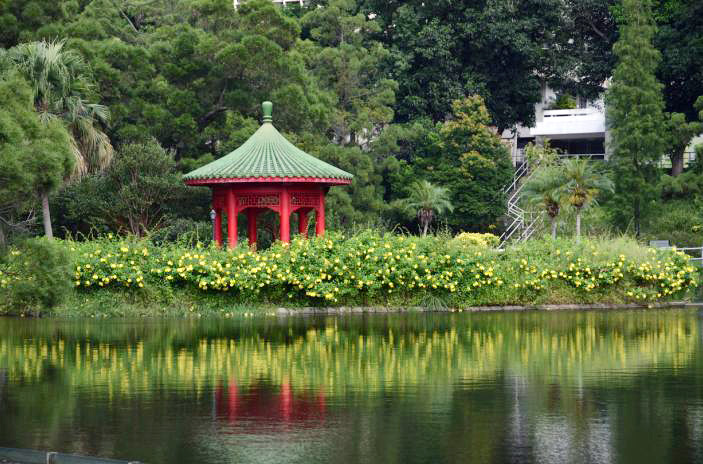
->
<box><xmin>1</xmin><ymin>309</ymin><xmax>702</xmax><ymax>464</ymax></box>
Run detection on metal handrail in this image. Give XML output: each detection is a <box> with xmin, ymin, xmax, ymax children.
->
<box><xmin>503</xmin><ymin>160</ymin><xmax>531</xmax><ymax>194</ymax></box>
<box><xmin>676</xmin><ymin>246</ymin><xmax>703</xmax><ymax>264</ymax></box>
<box><xmin>0</xmin><ymin>447</ymin><xmax>142</xmax><ymax>464</ymax></box>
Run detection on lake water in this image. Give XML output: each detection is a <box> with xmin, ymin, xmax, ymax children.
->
<box><xmin>1</xmin><ymin>309</ymin><xmax>702</xmax><ymax>464</ymax></box>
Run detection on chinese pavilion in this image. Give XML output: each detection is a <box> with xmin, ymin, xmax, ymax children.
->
<box><xmin>183</xmin><ymin>102</ymin><xmax>353</xmax><ymax>248</ymax></box>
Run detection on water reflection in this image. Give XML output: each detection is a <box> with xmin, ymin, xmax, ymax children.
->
<box><xmin>214</xmin><ymin>382</ymin><xmax>327</xmax><ymax>426</ymax></box>
<box><xmin>0</xmin><ymin>309</ymin><xmax>701</xmax><ymax>464</ymax></box>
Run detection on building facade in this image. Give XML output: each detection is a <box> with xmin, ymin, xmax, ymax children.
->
<box><xmin>501</xmin><ymin>83</ymin><xmax>607</xmax><ymax>166</ymax></box>
<box><xmin>502</xmin><ymin>82</ymin><xmax>701</xmax><ymax>168</ymax></box>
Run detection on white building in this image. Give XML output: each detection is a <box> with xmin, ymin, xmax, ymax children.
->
<box><xmin>502</xmin><ymin>83</ymin><xmax>701</xmax><ymax>168</ymax></box>
<box><xmin>502</xmin><ymin>84</ymin><xmax>607</xmax><ymax>166</ymax></box>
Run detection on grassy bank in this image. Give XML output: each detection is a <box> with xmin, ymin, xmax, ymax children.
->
<box><xmin>0</xmin><ymin>232</ymin><xmax>699</xmax><ymax>317</ymax></box>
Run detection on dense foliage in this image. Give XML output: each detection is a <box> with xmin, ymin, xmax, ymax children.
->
<box><xmin>0</xmin><ymin>233</ymin><xmax>698</xmax><ymax>315</ymax></box>
<box><xmin>0</xmin><ymin>0</ymin><xmax>702</xmax><ymax>260</ymax></box>
<box><xmin>0</xmin><ymin>238</ymin><xmax>72</xmax><ymax>311</ymax></box>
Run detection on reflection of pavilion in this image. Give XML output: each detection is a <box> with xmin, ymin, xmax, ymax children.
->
<box><xmin>214</xmin><ymin>381</ymin><xmax>326</xmax><ymax>428</ymax></box>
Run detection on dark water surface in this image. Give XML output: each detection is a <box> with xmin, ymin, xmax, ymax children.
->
<box><xmin>1</xmin><ymin>309</ymin><xmax>703</xmax><ymax>464</ymax></box>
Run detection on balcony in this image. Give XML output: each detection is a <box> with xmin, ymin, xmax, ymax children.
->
<box><xmin>531</xmin><ymin>108</ymin><xmax>606</xmax><ymax>139</ymax></box>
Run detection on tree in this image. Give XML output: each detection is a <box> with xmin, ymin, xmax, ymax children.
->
<box><xmin>655</xmin><ymin>0</ymin><xmax>703</xmax><ymax>122</ymax></box>
<box><xmin>664</xmin><ymin>108</ymin><xmax>702</xmax><ymax>177</ymax></box>
<box><xmin>561</xmin><ymin>159</ymin><xmax>614</xmax><ymax>240</ymax></box>
<box><xmin>398</xmin><ymin>180</ymin><xmax>453</xmax><ymax>236</ymax></box>
<box><xmin>0</xmin><ymin>73</ymin><xmax>73</xmax><ymax>246</ymax></box>
<box><xmin>105</xmin><ymin>139</ymin><xmax>188</xmax><ymax>237</ymax></box>
<box><xmin>416</xmin><ymin>96</ymin><xmax>513</xmax><ymax>232</ymax></box>
<box><xmin>8</xmin><ymin>39</ymin><xmax>113</xmax><ymax>237</ymax></box>
<box><xmin>300</xmin><ymin>0</ymin><xmax>397</xmax><ymax>146</ymax></box>
<box><xmin>605</xmin><ymin>0</ymin><xmax>666</xmax><ymax>236</ymax></box>
<box><xmin>359</xmin><ymin>0</ymin><xmax>613</xmax><ymax>130</ymax></box>
<box><xmin>521</xmin><ymin>165</ymin><xmax>566</xmax><ymax>239</ymax></box>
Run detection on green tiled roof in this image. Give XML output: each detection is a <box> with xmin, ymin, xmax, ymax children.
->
<box><xmin>183</xmin><ymin>102</ymin><xmax>353</xmax><ymax>183</ymax></box>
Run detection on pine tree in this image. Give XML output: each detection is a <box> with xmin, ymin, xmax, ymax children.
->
<box><xmin>605</xmin><ymin>0</ymin><xmax>666</xmax><ymax>236</ymax></box>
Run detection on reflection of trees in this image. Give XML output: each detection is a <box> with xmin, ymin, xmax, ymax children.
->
<box><xmin>0</xmin><ymin>310</ymin><xmax>701</xmax><ymax>464</ymax></box>
<box><xmin>0</xmin><ymin>311</ymin><xmax>698</xmax><ymax>396</ymax></box>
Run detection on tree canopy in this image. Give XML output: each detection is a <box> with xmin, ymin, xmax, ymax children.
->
<box><xmin>1</xmin><ymin>0</ymin><xmax>701</xmax><ymax>244</ymax></box>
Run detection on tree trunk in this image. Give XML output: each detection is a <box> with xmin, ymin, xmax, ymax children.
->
<box><xmin>422</xmin><ymin>219</ymin><xmax>429</xmax><ymax>237</ymax></box>
<box><xmin>551</xmin><ymin>217</ymin><xmax>557</xmax><ymax>239</ymax></box>
<box><xmin>670</xmin><ymin>151</ymin><xmax>684</xmax><ymax>177</ymax></box>
<box><xmin>634</xmin><ymin>198</ymin><xmax>641</xmax><ymax>238</ymax></box>
<box><xmin>575</xmin><ymin>210</ymin><xmax>581</xmax><ymax>242</ymax></box>
<box><xmin>41</xmin><ymin>191</ymin><xmax>53</xmax><ymax>239</ymax></box>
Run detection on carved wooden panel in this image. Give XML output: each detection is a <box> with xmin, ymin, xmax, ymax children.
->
<box><xmin>238</xmin><ymin>194</ymin><xmax>280</xmax><ymax>208</ymax></box>
<box><xmin>290</xmin><ymin>192</ymin><xmax>320</xmax><ymax>207</ymax></box>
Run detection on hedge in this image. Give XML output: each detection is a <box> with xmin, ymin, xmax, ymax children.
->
<box><xmin>1</xmin><ymin>231</ymin><xmax>699</xmax><ymax>314</ymax></box>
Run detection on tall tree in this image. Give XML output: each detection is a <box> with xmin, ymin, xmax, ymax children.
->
<box><xmin>301</xmin><ymin>0</ymin><xmax>397</xmax><ymax>146</ymax></box>
<box><xmin>605</xmin><ymin>0</ymin><xmax>666</xmax><ymax>236</ymax></box>
<box><xmin>8</xmin><ymin>40</ymin><xmax>113</xmax><ymax>237</ymax></box>
<box><xmin>0</xmin><ymin>73</ymin><xmax>74</xmax><ymax>245</ymax></box>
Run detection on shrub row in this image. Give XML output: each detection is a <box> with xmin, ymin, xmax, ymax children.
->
<box><xmin>1</xmin><ymin>232</ymin><xmax>699</xmax><ymax>314</ymax></box>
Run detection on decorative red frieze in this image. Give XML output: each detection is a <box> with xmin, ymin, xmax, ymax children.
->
<box><xmin>238</xmin><ymin>193</ymin><xmax>281</xmax><ymax>208</ymax></box>
<box><xmin>290</xmin><ymin>191</ymin><xmax>321</xmax><ymax>208</ymax></box>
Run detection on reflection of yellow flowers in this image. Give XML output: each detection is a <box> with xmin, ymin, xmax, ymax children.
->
<box><xmin>0</xmin><ymin>312</ymin><xmax>696</xmax><ymax>397</ymax></box>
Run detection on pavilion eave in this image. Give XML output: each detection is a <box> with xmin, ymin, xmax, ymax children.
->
<box><xmin>185</xmin><ymin>176</ymin><xmax>353</xmax><ymax>186</ymax></box>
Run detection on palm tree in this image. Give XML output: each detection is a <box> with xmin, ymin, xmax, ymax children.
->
<box><xmin>521</xmin><ymin>165</ymin><xmax>566</xmax><ymax>239</ymax></box>
<box><xmin>9</xmin><ymin>40</ymin><xmax>113</xmax><ymax>238</ymax></box>
<box><xmin>561</xmin><ymin>158</ymin><xmax>614</xmax><ymax>240</ymax></box>
<box><xmin>400</xmin><ymin>180</ymin><xmax>454</xmax><ymax>236</ymax></box>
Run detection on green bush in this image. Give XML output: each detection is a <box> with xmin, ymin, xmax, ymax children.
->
<box><xmin>642</xmin><ymin>199</ymin><xmax>703</xmax><ymax>247</ymax></box>
<box><xmin>49</xmin><ymin>232</ymin><xmax>701</xmax><ymax>311</ymax></box>
<box><xmin>451</xmin><ymin>232</ymin><xmax>500</xmax><ymax>248</ymax></box>
<box><xmin>0</xmin><ymin>238</ymin><xmax>72</xmax><ymax>314</ymax></box>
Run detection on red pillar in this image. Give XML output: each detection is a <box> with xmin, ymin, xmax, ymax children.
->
<box><xmin>247</xmin><ymin>209</ymin><xmax>258</xmax><ymax>247</ymax></box>
<box><xmin>315</xmin><ymin>193</ymin><xmax>325</xmax><ymax>237</ymax></box>
<box><xmin>227</xmin><ymin>188</ymin><xmax>237</xmax><ymax>249</ymax></box>
<box><xmin>214</xmin><ymin>208</ymin><xmax>223</xmax><ymax>247</ymax></box>
<box><xmin>298</xmin><ymin>210</ymin><xmax>308</xmax><ymax>237</ymax></box>
<box><xmin>280</xmin><ymin>189</ymin><xmax>290</xmax><ymax>243</ymax></box>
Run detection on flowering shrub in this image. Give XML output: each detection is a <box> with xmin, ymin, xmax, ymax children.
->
<box><xmin>1</xmin><ymin>233</ymin><xmax>699</xmax><ymax>311</ymax></box>
<box><xmin>451</xmin><ymin>232</ymin><xmax>500</xmax><ymax>248</ymax></box>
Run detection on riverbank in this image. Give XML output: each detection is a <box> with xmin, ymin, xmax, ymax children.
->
<box><xmin>2</xmin><ymin>232</ymin><xmax>699</xmax><ymax>317</ymax></box>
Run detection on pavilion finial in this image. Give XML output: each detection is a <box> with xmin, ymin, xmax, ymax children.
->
<box><xmin>262</xmin><ymin>101</ymin><xmax>273</xmax><ymax>123</ymax></box>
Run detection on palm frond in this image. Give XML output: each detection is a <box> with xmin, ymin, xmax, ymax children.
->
<box><xmin>10</xmin><ymin>39</ymin><xmax>113</xmax><ymax>177</ymax></box>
